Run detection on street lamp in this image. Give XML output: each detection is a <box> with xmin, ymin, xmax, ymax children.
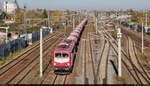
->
<box><xmin>24</xmin><ymin>5</ymin><xmax>27</xmax><ymax>40</ymax></box>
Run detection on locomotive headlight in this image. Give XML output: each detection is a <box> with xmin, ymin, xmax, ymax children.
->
<box><xmin>54</xmin><ymin>63</ymin><xmax>56</xmax><ymax>65</ymax></box>
<box><xmin>67</xmin><ymin>63</ymin><xmax>70</xmax><ymax>66</ymax></box>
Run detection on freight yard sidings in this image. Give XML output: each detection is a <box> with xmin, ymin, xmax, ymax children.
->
<box><xmin>0</xmin><ymin>0</ymin><xmax>150</xmax><ymax>85</ymax></box>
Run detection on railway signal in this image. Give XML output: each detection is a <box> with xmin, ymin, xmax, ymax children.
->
<box><xmin>117</xmin><ymin>28</ymin><xmax>122</xmax><ymax>77</ymax></box>
<box><xmin>40</xmin><ymin>28</ymin><xmax>43</xmax><ymax>77</ymax></box>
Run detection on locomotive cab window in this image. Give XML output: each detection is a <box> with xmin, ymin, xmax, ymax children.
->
<box><xmin>55</xmin><ymin>53</ymin><xmax>61</xmax><ymax>58</ymax></box>
<box><xmin>62</xmin><ymin>53</ymin><xmax>69</xmax><ymax>57</ymax></box>
<box><xmin>55</xmin><ymin>53</ymin><xmax>69</xmax><ymax>58</ymax></box>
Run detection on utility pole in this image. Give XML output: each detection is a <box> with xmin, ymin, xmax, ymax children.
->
<box><xmin>48</xmin><ymin>11</ymin><xmax>52</xmax><ymax>33</ymax></box>
<box><xmin>145</xmin><ymin>9</ymin><xmax>148</xmax><ymax>28</ymax></box>
<box><xmin>95</xmin><ymin>16</ymin><xmax>98</xmax><ymax>34</ymax></box>
<box><xmin>79</xmin><ymin>12</ymin><xmax>81</xmax><ymax>23</ymax></box>
<box><xmin>73</xmin><ymin>16</ymin><xmax>75</xmax><ymax>30</ymax></box>
<box><xmin>48</xmin><ymin>11</ymin><xmax>50</xmax><ymax>28</ymax></box>
<box><xmin>40</xmin><ymin>28</ymin><xmax>43</xmax><ymax>77</ymax></box>
<box><xmin>5</xmin><ymin>1</ymin><xmax>8</xmax><ymax>21</ymax></box>
<box><xmin>63</xmin><ymin>21</ymin><xmax>67</xmax><ymax>38</ymax></box>
<box><xmin>142</xmin><ymin>23</ymin><xmax>144</xmax><ymax>54</ymax></box>
<box><xmin>24</xmin><ymin>5</ymin><xmax>27</xmax><ymax>40</ymax></box>
<box><xmin>117</xmin><ymin>28</ymin><xmax>122</xmax><ymax>77</ymax></box>
<box><xmin>5</xmin><ymin>27</ymin><xmax>9</xmax><ymax>43</ymax></box>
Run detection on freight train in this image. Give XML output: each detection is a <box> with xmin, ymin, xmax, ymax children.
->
<box><xmin>53</xmin><ymin>19</ymin><xmax>88</xmax><ymax>74</ymax></box>
<box><xmin>116</xmin><ymin>20</ymin><xmax>150</xmax><ymax>35</ymax></box>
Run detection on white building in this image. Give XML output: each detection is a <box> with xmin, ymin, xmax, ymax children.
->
<box><xmin>3</xmin><ymin>1</ymin><xmax>18</xmax><ymax>14</ymax></box>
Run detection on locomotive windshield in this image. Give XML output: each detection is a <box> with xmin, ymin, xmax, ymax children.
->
<box><xmin>62</xmin><ymin>53</ymin><xmax>69</xmax><ymax>57</ymax></box>
<box><xmin>55</xmin><ymin>53</ymin><xmax>69</xmax><ymax>58</ymax></box>
<box><xmin>55</xmin><ymin>53</ymin><xmax>61</xmax><ymax>58</ymax></box>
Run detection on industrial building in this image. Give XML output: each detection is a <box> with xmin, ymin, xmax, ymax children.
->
<box><xmin>2</xmin><ymin>0</ymin><xmax>19</xmax><ymax>14</ymax></box>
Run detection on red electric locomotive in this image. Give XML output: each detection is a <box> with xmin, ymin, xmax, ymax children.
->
<box><xmin>53</xmin><ymin>19</ymin><xmax>88</xmax><ymax>74</ymax></box>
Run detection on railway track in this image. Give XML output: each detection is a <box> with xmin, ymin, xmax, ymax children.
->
<box><xmin>0</xmin><ymin>32</ymin><xmax>61</xmax><ymax>76</ymax></box>
<box><xmin>127</xmin><ymin>36</ymin><xmax>145</xmax><ymax>84</ymax></box>
<box><xmin>42</xmin><ymin>20</ymin><xmax>96</xmax><ymax>84</ymax></box>
<box><xmin>96</xmin><ymin>39</ymin><xmax>110</xmax><ymax>84</ymax></box>
<box><xmin>127</xmin><ymin>36</ymin><xmax>150</xmax><ymax>84</ymax></box>
<box><xmin>0</xmin><ymin>24</ymin><xmax>74</xmax><ymax>84</ymax></box>
<box><xmin>107</xmin><ymin>22</ymin><xmax>150</xmax><ymax>83</ymax></box>
<box><xmin>85</xmin><ymin>23</ymin><xmax>96</xmax><ymax>84</ymax></box>
<box><xmin>0</xmin><ymin>33</ymin><xmax>64</xmax><ymax>84</ymax></box>
<box><xmin>80</xmin><ymin>23</ymin><xmax>90</xmax><ymax>84</ymax></box>
<box><xmin>102</xmin><ymin>27</ymin><xmax>150</xmax><ymax>84</ymax></box>
<box><xmin>41</xmin><ymin>25</ymin><xmax>77</xmax><ymax>84</ymax></box>
<box><xmin>53</xmin><ymin>75</ymin><xmax>68</xmax><ymax>84</ymax></box>
<box><xmin>95</xmin><ymin>29</ymin><xmax>106</xmax><ymax>84</ymax></box>
<box><xmin>133</xmin><ymin>41</ymin><xmax>150</xmax><ymax>81</ymax></box>
<box><xmin>118</xmin><ymin>24</ymin><xmax>150</xmax><ymax>47</ymax></box>
<box><xmin>42</xmin><ymin>64</ymin><xmax>68</xmax><ymax>84</ymax></box>
<box><xmin>13</xmin><ymin>36</ymin><xmax>63</xmax><ymax>84</ymax></box>
<box><xmin>102</xmin><ymin>29</ymin><xmax>140</xmax><ymax>84</ymax></box>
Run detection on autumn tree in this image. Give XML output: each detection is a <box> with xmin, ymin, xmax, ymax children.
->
<box><xmin>42</xmin><ymin>9</ymin><xmax>48</xmax><ymax>18</ymax></box>
<box><xmin>15</xmin><ymin>11</ymin><xmax>24</xmax><ymax>23</ymax></box>
<box><xmin>52</xmin><ymin>10</ymin><xmax>64</xmax><ymax>23</ymax></box>
<box><xmin>66</xmin><ymin>9</ymin><xmax>70</xmax><ymax>20</ymax></box>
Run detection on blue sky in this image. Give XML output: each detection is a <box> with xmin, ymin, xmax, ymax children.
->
<box><xmin>1</xmin><ymin>0</ymin><xmax>150</xmax><ymax>10</ymax></box>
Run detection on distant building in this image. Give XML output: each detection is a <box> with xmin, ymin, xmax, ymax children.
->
<box><xmin>3</xmin><ymin>0</ymin><xmax>19</xmax><ymax>14</ymax></box>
